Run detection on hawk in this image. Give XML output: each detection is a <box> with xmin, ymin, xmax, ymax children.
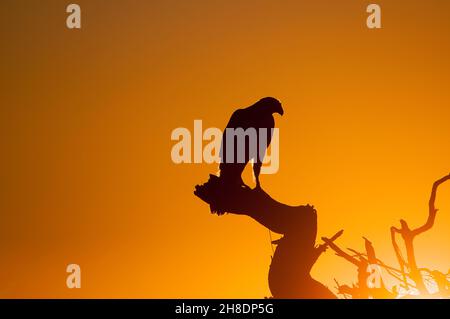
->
<box><xmin>219</xmin><ymin>97</ymin><xmax>283</xmax><ymax>188</ymax></box>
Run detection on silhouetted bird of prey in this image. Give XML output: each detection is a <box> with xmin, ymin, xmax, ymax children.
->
<box><xmin>219</xmin><ymin>97</ymin><xmax>283</xmax><ymax>188</ymax></box>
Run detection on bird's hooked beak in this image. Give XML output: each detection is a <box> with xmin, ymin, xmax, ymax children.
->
<box><xmin>277</xmin><ymin>104</ymin><xmax>284</xmax><ymax>116</ymax></box>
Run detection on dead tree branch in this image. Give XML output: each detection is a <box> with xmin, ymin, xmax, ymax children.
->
<box><xmin>391</xmin><ymin>173</ymin><xmax>450</xmax><ymax>295</ymax></box>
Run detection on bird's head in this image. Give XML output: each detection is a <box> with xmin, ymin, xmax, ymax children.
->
<box><xmin>257</xmin><ymin>97</ymin><xmax>284</xmax><ymax>116</ymax></box>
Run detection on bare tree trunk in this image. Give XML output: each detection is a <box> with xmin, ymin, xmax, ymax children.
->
<box><xmin>194</xmin><ymin>174</ymin><xmax>336</xmax><ymax>298</ymax></box>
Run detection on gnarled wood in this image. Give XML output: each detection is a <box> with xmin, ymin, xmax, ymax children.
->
<box><xmin>391</xmin><ymin>173</ymin><xmax>450</xmax><ymax>295</ymax></box>
<box><xmin>194</xmin><ymin>174</ymin><xmax>336</xmax><ymax>298</ymax></box>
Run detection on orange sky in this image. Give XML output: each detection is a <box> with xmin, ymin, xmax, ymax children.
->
<box><xmin>1</xmin><ymin>0</ymin><xmax>449</xmax><ymax>298</ymax></box>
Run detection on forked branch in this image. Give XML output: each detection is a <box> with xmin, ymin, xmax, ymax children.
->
<box><xmin>391</xmin><ymin>173</ymin><xmax>450</xmax><ymax>294</ymax></box>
